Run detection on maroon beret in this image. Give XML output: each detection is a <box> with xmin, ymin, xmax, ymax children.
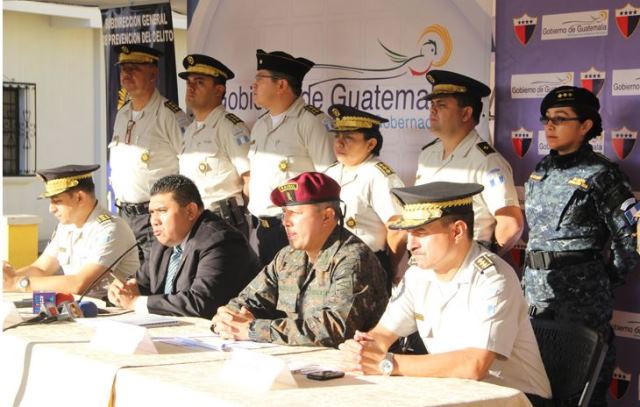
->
<box><xmin>270</xmin><ymin>172</ymin><xmax>341</xmax><ymax>207</ymax></box>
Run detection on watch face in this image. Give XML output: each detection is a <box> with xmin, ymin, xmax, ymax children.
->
<box><xmin>379</xmin><ymin>359</ymin><xmax>393</xmax><ymax>376</ymax></box>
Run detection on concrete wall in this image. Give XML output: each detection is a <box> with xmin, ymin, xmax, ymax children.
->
<box><xmin>2</xmin><ymin>8</ymin><xmax>187</xmax><ymax>251</ymax></box>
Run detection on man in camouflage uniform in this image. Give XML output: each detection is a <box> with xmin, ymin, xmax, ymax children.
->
<box><xmin>211</xmin><ymin>172</ymin><xmax>389</xmax><ymax>347</ymax></box>
<box><xmin>247</xmin><ymin>49</ymin><xmax>335</xmax><ymax>265</ymax></box>
<box><xmin>524</xmin><ymin>86</ymin><xmax>639</xmax><ymax>406</ymax></box>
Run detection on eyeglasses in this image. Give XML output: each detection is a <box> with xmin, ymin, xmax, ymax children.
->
<box><xmin>539</xmin><ymin>116</ymin><xmax>581</xmax><ymax>126</ymax></box>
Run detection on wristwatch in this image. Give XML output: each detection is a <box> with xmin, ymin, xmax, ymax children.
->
<box><xmin>17</xmin><ymin>276</ymin><xmax>30</xmax><ymax>292</ymax></box>
<box><xmin>378</xmin><ymin>352</ymin><xmax>395</xmax><ymax>376</ymax></box>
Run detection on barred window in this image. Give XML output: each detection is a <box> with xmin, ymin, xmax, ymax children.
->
<box><xmin>3</xmin><ymin>82</ymin><xmax>36</xmax><ymax>176</ymax></box>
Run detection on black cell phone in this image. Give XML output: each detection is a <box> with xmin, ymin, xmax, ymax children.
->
<box><xmin>13</xmin><ymin>299</ymin><xmax>33</xmax><ymax>308</ymax></box>
<box><xmin>306</xmin><ymin>370</ymin><xmax>345</xmax><ymax>381</ymax></box>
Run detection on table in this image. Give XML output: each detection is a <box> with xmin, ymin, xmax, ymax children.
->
<box><xmin>2</xmin><ymin>293</ymin><xmax>532</xmax><ymax>407</ymax></box>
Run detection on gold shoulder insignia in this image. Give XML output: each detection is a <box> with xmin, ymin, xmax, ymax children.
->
<box><xmin>117</xmin><ymin>89</ymin><xmax>130</xmax><ymax>111</ymax></box>
<box><xmin>375</xmin><ymin>161</ymin><xmax>395</xmax><ymax>177</ymax></box>
<box><xmin>529</xmin><ymin>172</ymin><xmax>543</xmax><ymax>181</ymax></box>
<box><xmin>97</xmin><ymin>214</ymin><xmax>113</xmax><ymax>224</ymax></box>
<box><xmin>421</xmin><ymin>139</ymin><xmax>440</xmax><ymax>150</ymax></box>
<box><xmin>568</xmin><ymin>177</ymin><xmax>590</xmax><ymax>191</ymax></box>
<box><xmin>473</xmin><ymin>254</ymin><xmax>494</xmax><ymax>272</ymax></box>
<box><xmin>164</xmin><ymin>100</ymin><xmax>182</xmax><ymax>113</ymax></box>
<box><xmin>303</xmin><ymin>104</ymin><xmax>322</xmax><ymax>116</ymax></box>
<box><xmin>225</xmin><ymin>113</ymin><xmax>244</xmax><ymax>125</ymax></box>
<box><xmin>476</xmin><ymin>141</ymin><xmax>496</xmax><ymax>156</ymax></box>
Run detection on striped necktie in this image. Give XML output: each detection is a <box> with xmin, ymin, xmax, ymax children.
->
<box><xmin>164</xmin><ymin>245</ymin><xmax>183</xmax><ymax>294</ymax></box>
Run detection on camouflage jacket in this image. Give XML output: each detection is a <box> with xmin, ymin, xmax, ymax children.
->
<box><xmin>525</xmin><ymin>143</ymin><xmax>638</xmax><ymax>287</ymax></box>
<box><xmin>226</xmin><ymin>226</ymin><xmax>389</xmax><ymax>347</ymax></box>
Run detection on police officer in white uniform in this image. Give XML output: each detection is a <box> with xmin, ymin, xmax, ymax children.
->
<box><xmin>178</xmin><ymin>54</ymin><xmax>251</xmax><ymax>238</ymax></box>
<box><xmin>415</xmin><ymin>70</ymin><xmax>522</xmax><ymax>255</ymax></box>
<box><xmin>338</xmin><ymin>182</ymin><xmax>551</xmax><ymax>404</ymax></box>
<box><xmin>248</xmin><ymin>49</ymin><xmax>335</xmax><ymax>265</ymax></box>
<box><xmin>109</xmin><ymin>44</ymin><xmax>186</xmax><ymax>264</ymax></box>
<box><xmin>324</xmin><ymin>104</ymin><xmax>406</xmax><ymax>287</ymax></box>
<box><xmin>2</xmin><ymin>165</ymin><xmax>139</xmax><ymax>299</ymax></box>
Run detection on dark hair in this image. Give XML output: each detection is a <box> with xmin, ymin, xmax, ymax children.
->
<box><xmin>439</xmin><ymin>213</ymin><xmax>474</xmax><ymax>239</ymax></box>
<box><xmin>572</xmin><ymin>105</ymin><xmax>602</xmax><ymax>142</ymax></box>
<box><xmin>269</xmin><ymin>70</ymin><xmax>302</xmax><ymax>97</ymax></box>
<box><xmin>361</xmin><ymin>127</ymin><xmax>383</xmax><ymax>156</ymax></box>
<box><xmin>317</xmin><ymin>201</ymin><xmax>342</xmax><ymax>221</ymax></box>
<box><xmin>66</xmin><ymin>177</ymin><xmax>95</xmax><ymax>195</ymax></box>
<box><xmin>150</xmin><ymin>175</ymin><xmax>204</xmax><ymax>209</ymax></box>
<box><xmin>452</xmin><ymin>94</ymin><xmax>483</xmax><ymax>124</ymax></box>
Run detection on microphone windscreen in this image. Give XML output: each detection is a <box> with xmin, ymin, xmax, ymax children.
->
<box><xmin>79</xmin><ymin>301</ymin><xmax>98</xmax><ymax>318</ymax></box>
<box><xmin>55</xmin><ymin>293</ymin><xmax>74</xmax><ymax>306</ymax></box>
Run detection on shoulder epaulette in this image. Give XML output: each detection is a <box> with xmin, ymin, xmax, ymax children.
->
<box><xmin>96</xmin><ymin>213</ymin><xmax>113</xmax><ymax>224</ymax></box>
<box><xmin>421</xmin><ymin>139</ymin><xmax>440</xmax><ymax>150</ymax></box>
<box><xmin>117</xmin><ymin>96</ymin><xmax>130</xmax><ymax>111</ymax></box>
<box><xmin>474</xmin><ymin>253</ymin><xmax>498</xmax><ymax>277</ymax></box>
<box><xmin>303</xmin><ymin>104</ymin><xmax>323</xmax><ymax>116</ymax></box>
<box><xmin>164</xmin><ymin>100</ymin><xmax>182</xmax><ymax>113</ymax></box>
<box><xmin>375</xmin><ymin>161</ymin><xmax>395</xmax><ymax>177</ymax></box>
<box><xmin>225</xmin><ymin>113</ymin><xmax>244</xmax><ymax>125</ymax></box>
<box><xmin>568</xmin><ymin>177</ymin><xmax>590</xmax><ymax>191</ymax></box>
<box><xmin>476</xmin><ymin>141</ymin><xmax>495</xmax><ymax>156</ymax></box>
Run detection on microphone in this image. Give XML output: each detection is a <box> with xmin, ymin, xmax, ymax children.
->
<box><xmin>77</xmin><ymin>236</ymin><xmax>146</xmax><ymax>304</ymax></box>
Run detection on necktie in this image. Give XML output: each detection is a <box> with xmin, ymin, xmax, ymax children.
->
<box><xmin>164</xmin><ymin>245</ymin><xmax>183</xmax><ymax>294</ymax></box>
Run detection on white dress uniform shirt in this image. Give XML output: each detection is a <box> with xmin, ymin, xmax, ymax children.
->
<box><xmin>380</xmin><ymin>243</ymin><xmax>551</xmax><ymax>398</ymax></box>
<box><xmin>414</xmin><ymin>130</ymin><xmax>519</xmax><ymax>243</ymax></box>
<box><xmin>178</xmin><ymin>105</ymin><xmax>250</xmax><ymax>209</ymax></box>
<box><xmin>109</xmin><ymin>89</ymin><xmax>183</xmax><ymax>204</ymax></box>
<box><xmin>325</xmin><ymin>156</ymin><xmax>404</xmax><ymax>252</ymax></box>
<box><xmin>248</xmin><ymin>97</ymin><xmax>335</xmax><ymax>217</ymax></box>
<box><xmin>43</xmin><ymin>204</ymin><xmax>140</xmax><ymax>299</ymax></box>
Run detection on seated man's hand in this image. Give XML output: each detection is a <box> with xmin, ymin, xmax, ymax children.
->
<box><xmin>211</xmin><ymin>306</ymin><xmax>255</xmax><ymax>341</ymax></box>
<box><xmin>3</xmin><ymin>261</ymin><xmax>17</xmax><ymax>291</ymax></box>
<box><xmin>108</xmin><ymin>278</ymin><xmax>140</xmax><ymax>310</ymax></box>
<box><xmin>339</xmin><ymin>330</ymin><xmax>386</xmax><ymax>375</ymax></box>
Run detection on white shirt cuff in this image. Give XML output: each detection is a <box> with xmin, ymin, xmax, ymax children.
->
<box><xmin>133</xmin><ymin>296</ymin><xmax>149</xmax><ymax>314</ymax></box>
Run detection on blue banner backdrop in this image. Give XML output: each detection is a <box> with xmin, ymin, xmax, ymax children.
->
<box><xmin>495</xmin><ymin>1</ymin><xmax>640</xmax><ymax>405</ymax></box>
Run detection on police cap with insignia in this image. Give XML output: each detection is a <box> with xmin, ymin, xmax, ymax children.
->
<box><xmin>36</xmin><ymin>164</ymin><xmax>100</xmax><ymax>198</ymax></box>
<box><xmin>422</xmin><ymin>70</ymin><xmax>491</xmax><ymax>101</ymax></box>
<box><xmin>271</xmin><ymin>172</ymin><xmax>341</xmax><ymax>207</ymax></box>
<box><xmin>115</xmin><ymin>44</ymin><xmax>163</xmax><ymax>65</ymax></box>
<box><xmin>327</xmin><ymin>104</ymin><xmax>389</xmax><ymax>132</ymax></box>
<box><xmin>539</xmin><ymin>86</ymin><xmax>600</xmax><ymax>116</ymax></box>
<box><xmin>178</xmin><ymin>54</ymin><xmax>235</xmax><ymax>82</ymax></box>
<box><xmin>256</xmin><ymin>49</ymin><xmax>314</xmax><ymax>84</ymax></box>
<box><xmin>388</xmin><ymin>181</ymin><xmax>484</xmax><ymax>230</ymax></box>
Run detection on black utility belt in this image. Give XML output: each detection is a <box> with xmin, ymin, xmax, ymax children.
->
<box><xmin>116</xmin><ymin>200</ymin><xmax>149</xmax><ymax>216</ymax></box>
<box><xmin>525</xmin><ymin>249</ymin><xmax>600</xmax><ymax>270</ymax></box>
<box><xmin>212</xmin><ymin>197</ymin><xmax>246</xmax><ymax>226</ymax></box>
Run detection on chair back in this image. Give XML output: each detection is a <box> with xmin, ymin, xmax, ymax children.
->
<box><xmin>531</xmin><ymin>319</ymin><xmax>607</xmax><ymax>406</ymax></box>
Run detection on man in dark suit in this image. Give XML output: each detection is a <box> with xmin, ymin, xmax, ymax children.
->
<box><xmin>108</xmin><ymin>174</ymin><xmax>260</xmax><ymax>318</ymax></box>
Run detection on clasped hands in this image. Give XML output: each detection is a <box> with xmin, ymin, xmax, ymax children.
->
<box><xmin>210</xmin><ymin>306</ymin><xmax>255</xmax><ymax>341</ymax></box>
<box><xmin>338</xmin><ymin>330</ymin><xmax>387</xmax><ymax>375</ymax></box>
<box><xmin>107</xmin><ymin>278</ymin><xmax>140</xmax><ymax>310</ymax></box>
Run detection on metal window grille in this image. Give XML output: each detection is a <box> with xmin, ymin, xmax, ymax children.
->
<box><xmin>3</xmin><ymin>82</ymin><xmax>36</xmax><ymax>176</ymax></box>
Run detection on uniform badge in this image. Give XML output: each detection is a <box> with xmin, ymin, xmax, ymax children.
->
<box><xmin>474</xmin><ymin>254</ymin><xmax>497</xmax><ymax>277</ymax></box>
<box><xmin>568</xmin><ymin>177</ymin><xmax>590</xmax><ymax>191</ymax></box>
<box><xmin>121</xmin><ymin>45</ymin><xmax>129</xmax><ymax>54</ymax></box>
<box><xmin>303</xmin><ymin>105</ymin><xmax>322</xmax><ymax>116</ymax></box>
<box><xmin>375</xmin><ymin>162</ymin><xmax>395</xmax><ymax>176</ymax></box>
<box><xmin>529</xmin><ymin>172</ymin><xmax>543</xmax><ymax>181</ymax></box>
<box><xmin>141</xmin><ymin>151</ymin><xmax>150</xmax><ymax>162</ymax></box>
<box><xmin>225</xmin><ymin>113</ymin><xmax>243</xmax><ymax>125</ymax></box>
<box><xmin>198</xmin><ymin>162</ymin><xmax>209</xmax><ymax>173</ymax></box>
<box><xmin>413</xmin><ymin>312</ymin><xmax>424</xmax><ymax>321</ymax></box>
<box><xmin>96</xmin><ymin>214</ymin><xmax>113</xmax><ymax>224</ymax></box>
<box><xmin>346</xmin><ymin>217</ymin><xmax>357</xmax><ymax>228</ymax></box>
<box><xmin>278</xmin><ymin>160</ymin><xmax>288</xmax><ymax>172</ymax></box>
<box><xmin>330</xmin><ymin>107</ymin><xmax>341</xmax><ymax>117</ymax></box>
<box><xmin>476</xmin><ymin>141</ymin><xmax>496</xmax><ymax>156</ymax></box>
<box><xmin>187</xmin><ymin>55</ymin><xmax>195</xmax><ymax>65</ymax></box>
